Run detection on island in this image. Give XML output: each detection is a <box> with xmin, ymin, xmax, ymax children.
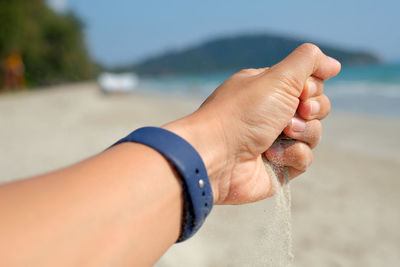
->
<box><xmin>131</xmin><ymin>34</ymin><xmax>381</xmax><ymax>75</ymax></box>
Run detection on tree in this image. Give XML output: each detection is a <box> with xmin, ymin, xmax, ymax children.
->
<box><xmin>0</xmin><ymin>0</ymin><xmax>95</xmax><ymax>89</ymax></box>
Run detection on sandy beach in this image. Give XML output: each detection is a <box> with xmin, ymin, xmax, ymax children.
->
<box><xmin>0</xmin><ymin>83</ymin><xmax>399</xmax><ymax>266</ymax></box>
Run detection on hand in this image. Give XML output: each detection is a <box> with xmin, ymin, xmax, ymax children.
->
<box><xmin>265</xmin><ymin>75</ymin><xmax>330</xmax><ymax>179</ymax></box>
<box><xmin>164</xmin><ymin>43</ymin><xmax>341</xmax><ymax>205</ymax></box>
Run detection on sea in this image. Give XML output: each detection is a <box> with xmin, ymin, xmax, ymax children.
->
<box><xmin>138</xmin><ymin>64</ymin><xmax>400</xmax><ymax>118</ymax></box>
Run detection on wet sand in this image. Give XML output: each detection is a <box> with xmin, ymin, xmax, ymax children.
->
<box><xmin>0</xmin><ymin>83</ymin><xmax>399</xmax><ymax>266</ymax></box>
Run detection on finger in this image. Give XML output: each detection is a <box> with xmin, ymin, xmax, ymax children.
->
<box><xmin>299</xmin><ymin>76</ymin><xmax>324</xmax><ymax>100</ymax></box>
<box><xmin>265</xmin><ymin>141</ymin><xmax>313</xmax><ymax>172</ymax></box>
<box><xmin>297</xmin><ymin>94</ymin><xmax>331</xmax><ymax>120</ymax></box>
<box><xmin>274</xmin><ymin>43</ymin><xmax>342</xmax><ymax>80</ymax></box>
<box><xmin>270</xmin><ymin>166</ymin><xmax>305</xmax><ymax>185</ymax></box>
<box><xmin>283</xmin><ymin>117</ymin><xmax>322</xmax><ymax>148</ymax></box>
<box><xmin>287</xmin><ymin>166</ymin><xmax>306</xmax><ymax>180</ymax></box>
<box><xmin>264</xmin><ymin>43</ymin><xmax>341</xmax><ymax>96</ymax></box>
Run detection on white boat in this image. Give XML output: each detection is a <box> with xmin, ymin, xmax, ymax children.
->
<box><xmin>98</xmin><ymin>72</ymin><xmax>139</xmax><ymax>93</ymax></box>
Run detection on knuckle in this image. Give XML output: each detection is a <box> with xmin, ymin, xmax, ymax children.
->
<box><xmin>312</xmin><ymin>119</ymin><xmax>323</xmax><ymax>136</ymax></box>
<box><xmin>308</xmin><ymin>121</ymin><xmax>322</xmax><ymax>147</ymax></box>
<box><xmin>318</xmin><ymin>94</ymin><xmax>331</xmax><ymax>118</ymax></box>
<box><xmin>298</xmin><ymin>43</ymin><xmax>321</xmax><ymax>58</ymax></box>
<box><xmin>325</xmin><ymin>96</ymin><xmax>332</xmax><ymax>114</ymax></box>
<box><xmin>237</xmin><ymin>68</ymin><xmax>256</xmax><ymax>75</ymax></box>
<box><xmin>233</xmin><ymin>70</ymin><xmax>245</xmax><ymax>78</ymax></box>
<box><xmin>296</xmin><ymin>144</ymin><xmax>312</xmax><ymax>171</ymax></box>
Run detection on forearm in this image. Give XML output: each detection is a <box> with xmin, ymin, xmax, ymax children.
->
<box><xmin>0</xmin><ymin>143</ymin><xmax>183</xmax><ymax>266</ymax></box>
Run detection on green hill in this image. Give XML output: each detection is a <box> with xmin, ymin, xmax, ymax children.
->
<box><xmin>133</xmin><ymin>34</ymin><xmax>381</xmax><ymax>75</ymax></box>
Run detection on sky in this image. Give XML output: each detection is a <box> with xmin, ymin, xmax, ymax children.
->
<box><xmin>48</xmin><ymin>0</ymin><xmax>400</xmax><ymax>67</ymax></box>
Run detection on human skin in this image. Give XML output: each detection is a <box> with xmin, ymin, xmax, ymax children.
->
<box><xmin>0</xmin><ymin>44</ymin><xmax>340</xmax><ymax>266</ymax></box>
<box><xmin>165</xmin><ymin>43</ymin><xmax>340</xmax><ymax>204</ymax></box>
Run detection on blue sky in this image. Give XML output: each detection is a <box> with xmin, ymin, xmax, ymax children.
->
<box><xmin>48</xmin><ymin>0</ymin><xmax>400</xmax><ymax>67</ymax></box>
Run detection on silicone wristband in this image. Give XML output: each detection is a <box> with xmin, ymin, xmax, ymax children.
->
<box><xmin>112</xmin><ymin>127</ymin><xmax>214</xmax><ymax>242</ymax></box>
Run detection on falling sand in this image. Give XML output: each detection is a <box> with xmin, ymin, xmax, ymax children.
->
<box><xmin>260</xmin><ymin>155</ymin><xmax>294</xmax><ymax>267</ymax></box>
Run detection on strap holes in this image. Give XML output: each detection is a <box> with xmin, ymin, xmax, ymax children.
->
<box><xmin>205</xmin><ymin>202</ymin><xmax>208</xmax><ymax>207</ymax></box>
<box><xmin>195</xmin><ymin>168</ymin><xmax>199</xmax><ymax>174</ymax></box>
<box><xmin>202</xmin><ymin>191</ymin><xmax>205</xmax><ymax>196</ymax></box>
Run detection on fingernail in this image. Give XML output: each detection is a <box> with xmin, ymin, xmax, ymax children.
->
<box><xmin>310</xmin><ymin>101</ymin><xmax>320</xmax><ymax>115</ymax></box>
<box><xmin>328</xmin><ymin>56</ymin><xmax>340</xmax><ymax>65</ymax></box>
<box><xmin>306</xmin><ymin>79</ymin><xmax>317</xmax><ymax>96</ymax></box>
<box><xmin>291</xmin><ymin>117</ymin><xmax>306</xmax><ymax>132</ymax></box>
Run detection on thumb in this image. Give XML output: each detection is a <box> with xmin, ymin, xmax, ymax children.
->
<box><xmin>264</xmin><ymin>43</ymin><xmax>341</xmax><ymax>97</ymax></box>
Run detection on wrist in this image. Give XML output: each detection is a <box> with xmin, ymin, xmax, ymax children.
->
<box><xmin>163</xmin><ymin>111</ymin><xmax>229</xmax><ymax>204</ymax></box>
<box><xmin>111</xmin><ymin>126</ymin><xmax>214</xmax><ymax>241</ymax></box>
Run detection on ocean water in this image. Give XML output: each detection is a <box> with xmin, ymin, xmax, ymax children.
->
<box><xmin>138</xmin><ymin>64</ymin><xmax>400</xmax><ymax>118</ymax></box>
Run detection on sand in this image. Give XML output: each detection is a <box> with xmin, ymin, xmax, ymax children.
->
<box><xmin>261</xmin><ymin>159</ymin><xmax>294</xmax><ymax>266</ymax></box>
<box><xmin>0</xmin><ymin>83</ymin><xmax>399</xmax><ymax>266</ymax></box>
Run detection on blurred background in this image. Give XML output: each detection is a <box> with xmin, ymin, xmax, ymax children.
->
<box><xmin>0</xmin><ymin>0</ymin><xmax>399</xmax><ymax>266</ymax></box>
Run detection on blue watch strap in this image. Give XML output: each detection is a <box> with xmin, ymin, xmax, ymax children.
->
<box><xmin>112</xmin><ymin>127</ymin><xmax>214</xmax><ymax>242</ymax></box>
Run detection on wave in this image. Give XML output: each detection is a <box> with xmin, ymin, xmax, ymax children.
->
<box><xmin>326</xmin><ymin>81</ymin><xmax>400</xmax><ymax>99</ymax></box>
